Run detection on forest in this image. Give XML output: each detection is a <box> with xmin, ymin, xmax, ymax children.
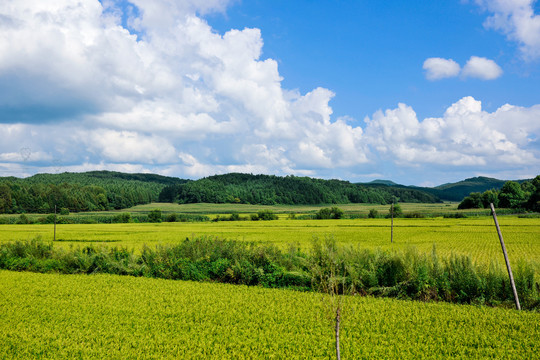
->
<box><xmin>0</xmin><ymin>171</ymin><xmax>185</xmax><ymax>213</ymax></box>
<box><xmin>458</xmin><ymin>175</ymin><xmax>540</xmax><ymax>212</ymax></box>
<box><xmin>158</xmin><ymin>173</ymin><xmax>440</xmax><ymax>205</ymax></box>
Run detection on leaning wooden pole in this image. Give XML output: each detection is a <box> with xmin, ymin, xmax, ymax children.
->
<box><xmin>489</xmin><ymin>203</ymin><xmax>520</xmax><ymax>310</ymax></box>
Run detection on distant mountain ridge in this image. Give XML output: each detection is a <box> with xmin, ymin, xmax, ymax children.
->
<box><xmin>359</xmin><ymin>176</ymin><xmax>528</xmax><ymax>202</ymax></box>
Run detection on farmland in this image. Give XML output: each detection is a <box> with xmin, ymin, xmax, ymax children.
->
<box><xmin>1</xmin><ymin>271</ymin><xmax>539</xmax><ymax>359</ymax></box>
<box><xmin>0</xmin><ymin>202</ymin><xmax>539</xmax><ymax>268</ymax></box>
<box><xmin>1</xmin><ymin>202</ymin><xmax>539</xmax><ymax>359</ymax></box>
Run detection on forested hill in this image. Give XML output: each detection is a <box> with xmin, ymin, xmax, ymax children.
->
<box><xmin>0</xmin><ymin>171</ymin><xmax>186</xmax><ymax>214</ymax></box>
<box><xmin>431</xmin><ymin>176</ymin><xmax>508</xmax><ymax>201</ymax></box>
<box><xmin>158</xmin><ymin>173</ymin><xmax>440</xmax><ymax>205</ymax></box>
<box><xmin>360</xmin><ymin>176</ymin><xmax>519</xmax><ymax>202</ymax></box>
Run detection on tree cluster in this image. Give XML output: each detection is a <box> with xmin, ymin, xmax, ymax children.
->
<box><xmin>458</xmin><ymin>176</ymin><xmax>540</xmax><ymax>212</ymax></box>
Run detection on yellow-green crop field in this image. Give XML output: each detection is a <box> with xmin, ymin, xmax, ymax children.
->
<box><xmin>1</xmin><ymin>270</ymin><xmax>539</xmax><ymax>359</ymax></box>
<box><xmin>1</xmin><ymin>216</ymin><xmax>539</xmax><ymax>268</ymax></box>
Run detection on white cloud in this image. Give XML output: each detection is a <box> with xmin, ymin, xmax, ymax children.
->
<box><xmin>423</xmin><ymin>56</ymin><xmax>502</xmax><ymax>80</ymax></box>
<box><xmin>0</xmin><ymin>0</ymin><xmax>372</xmax><ymax>177</ymax></box>
<box><xmin>423</xmin><ymin>58</ymin><xmax>461</xmax><ymax>80</ymax></box>
<box><xmin>475</xmin><ymin>0</ymin><xmax>540</xmax><ymax>60</ymax></box>
<box><xmin>84</xmin><ymin>130</ymin><xmax>177</xmax><ymax>164</ymax></box>
<box><xmin>363</xmin><ymin>96</ymin><xmax>539</xmax><ymax>167</ymax></box>
<box><xmin>462</xmin><ymin>56</ymin><xmax>503</xmax><ymax>79</ymax></box>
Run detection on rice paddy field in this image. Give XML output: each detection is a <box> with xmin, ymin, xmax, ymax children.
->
<box><xmin>1</xmin><ymin>202</ymin><xmax>539</xmax><ymax>359</ymax></box>
<box><xmin>1</xmin><ymin>271</ymin><xmax>539</xmax><ymax>359</ymax></box>
<box><xmin>0</xmin><ymin>203</ymin><xmax>539</xmax><ymax>268</ymax></box>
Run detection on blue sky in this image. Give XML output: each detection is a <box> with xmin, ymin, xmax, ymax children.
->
<box><xmin>0</xmin><ymin>0</ymin><xmax>539</xmax><ymax>186</ymax></box>
<box><xmin>207</xmin><ymin>1</ymin><xmax>540</xmax><ymax>119</ymax></box>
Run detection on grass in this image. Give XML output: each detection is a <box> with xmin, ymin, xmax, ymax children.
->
<box><xmin>1</xmin><ymin>270</ymin><xmax>539</xmax><ymax>359</ymax></box>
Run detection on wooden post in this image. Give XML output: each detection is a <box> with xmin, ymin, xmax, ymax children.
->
<box><xmin>490</xmin><ymin>203</ymin><xmax>520</xmax><ymax>310</ymax></box>
<box><xmin>53</xmin><ymin>205</ymin><xmax>57</xmax><ymax>242</ymax></box>
<box><xmin>391</xmin><ymin>202</ymin><xmax>394</xmax><ymax>243</ymax></box>
<box><xmin>335</xmin><ymin>306</ymin><xmax>341</xmax><ymax>360</ymax></box>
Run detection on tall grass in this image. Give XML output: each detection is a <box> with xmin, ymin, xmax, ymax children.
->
<box><xmin>0</xmin><ymin>237</ymin><xmax>538</xmax><ymax>310</ymax></box>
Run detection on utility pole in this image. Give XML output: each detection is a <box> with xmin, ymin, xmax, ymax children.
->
<box><xmin>391</xmin><ymin>201</ymin><xmax>394</xmax><ymax>243</ymax></box>
<box><xmin>53</xmin><ymin>205</ymin><xmax>57</xmax><ymax>242</ymax></box>
<box><xmin>490</xmin><ymin>203</ymin><xmax>520</xmax><ymax>310</ymax></box>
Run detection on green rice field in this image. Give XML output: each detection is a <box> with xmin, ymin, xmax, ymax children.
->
<box><xmin>1</xmin><ymin>202</ymin><xmax>539</xmax><ymax>358</ymax></box>
<box><xmin>1</xmin><ymin>271</ymin><xmax>539</xmax><ymax>359</ymax></box>
<box><xmin>0</xmin><ymin>215</ymin><xmax>538</xmax><ymax>268</ymax></box>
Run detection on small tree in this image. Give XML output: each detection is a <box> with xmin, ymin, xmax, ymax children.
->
<box><xmin>499</xmin><ymin>181</ymin><xmax>525</xmax><ymax>209</ymax></box>
<box><xmin>148</xmin><ymin>209</ymin><xmax>162</xmax><ymax>223</ymax></box>
<box><xmin>315</xmin><ymin>207</ymin><xmax>344</xmax><ymax>219</ymax></box>
<box><xmin>257</xmin><ymin>209</ymin><xmax>278</xmax><ymax>220</ymax></box>
<box><xmin>387</xmin><ymin>203</ymin><xmax>402</xmax><ymax>218</ymax></box>
<box><xmin>368</xmin><ymin>209</ymin><xmax>378</xmax><ymax>218</ymax></box>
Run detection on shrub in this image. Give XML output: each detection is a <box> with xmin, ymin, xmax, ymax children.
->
<box><xmin>315</xmin><ymin>207</ymin><xmax>344</xmax><ymax>219</ymax></box>
<box><xmin>368</xmin><ymin>209</ymin><xmax>378</xmax><ymax>219</ymax></box>
<box><xmin>148</xmin><ymin>209</ymin><xmax>162</xmax><ymax>223</ymax></box>
<box><xmin>113</xmin><ymin>213</ymin><xmax>131</xmax><ymax>223</ymax></box>
<box><xmin>257</xmin><ymin>210</ymin><xmax>278</xmax><ymax>220</ymax></box>
<box><xmin>165</xmin><ymin>213</ymin><xmax>179</xmax><ymax>222</ymax></box>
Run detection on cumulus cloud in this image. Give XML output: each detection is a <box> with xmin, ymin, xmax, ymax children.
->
<box><xmin>363</xmin><ymin>96</ymin><xmax>539</xmax><ymax>167</ymax></box>
<box><xmin>0</xmin><ymin>0</ymin><xmax>371</xmax><ymax>178</ymax></box>
<box><xmin>462</xmin><ymin>56</ymin><xmax>503</xmax><ymax>79</ymax></box>
<box><xmin>423</xmin><ymin>58</ymin><xmax>461</xmax><ymax>80</ymax></box>
<box><xmin>423</xmin><ymin>56</ymin><xmax>502</xmax><ymax>80</ymax></box>
<box><xmin>475</xmin><ymin>0</ymin><xmax>540</xmax><ymax>60</ymax></box>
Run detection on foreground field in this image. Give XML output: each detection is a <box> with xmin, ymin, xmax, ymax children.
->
<box><xmin>0</xmin><ymin>216</ymin><xmax>539</xmax><ymax>268</ymax></box>
<box><xmin>0</xmin><ymin>271</ymin><xmax>538</xmax><ymax>359</ymax></box>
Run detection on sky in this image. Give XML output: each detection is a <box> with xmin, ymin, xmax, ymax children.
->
<box><xmin>0</xmin><ymin>0</ymin><xmax>539</xmax><ymax>186</ymax></box>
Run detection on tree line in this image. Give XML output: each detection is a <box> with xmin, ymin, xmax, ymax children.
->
<box><xmin>0</xmin><ymin>171</ymin><xmax>184</xmax><ymax>214</ymax></box>
<box><xmin>159</xmin><ymin>173</ymin><xmax>440</xmax><ymax>205</ymax></box>
<box><xmin>458</xmin><ymin>176</ymin><xmax>540</xmax><ymax>212</ymax></box>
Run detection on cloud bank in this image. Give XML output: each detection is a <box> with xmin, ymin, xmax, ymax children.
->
<box><xmin>0</xmin><ymin>0</ymin><xmax>538</xmax><ymax>183</ymax></box>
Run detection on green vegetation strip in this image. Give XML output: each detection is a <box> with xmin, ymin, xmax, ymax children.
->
<box><xmin>1</xmin><ymin>237</ymin><xmax>538</xmax><ymax>309</ymax></box>
<box><xmin>1</xmin><ymin>217</ymin><xmax>539</xmax><ymax>268</ymax></box>
<box><xmin>1</xmin><ymin>270</ymin><xmax>539</xmax><ymax>359</ymax></box>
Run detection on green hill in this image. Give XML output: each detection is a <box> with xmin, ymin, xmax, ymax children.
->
<box><xmin>0</xmin><ymin>171</ymin><xmax>186</xmax><ymax>213</ymax></box>
<box><xmin>159</xmin><ymin>173</ymin><xmax>440</xmax><ymax>205</ymax></box>
<box><xmin>360</xmin><ymin>176</ymin><xmax>518</xmax><ymax>202</ymax></box>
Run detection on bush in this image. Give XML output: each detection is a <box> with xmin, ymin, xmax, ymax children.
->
<box><xmin>16</xmin><ymin>214</ymin><xmax>32</xmax><ymax>224</ymax></box>
<box><xmin>315</xmin><ymin>207</ymin><xmax>344</xmax><ymax>219</ymax></box>
<box><xmin>387</xmin><ymin>203</ymin><xmax>403</xmax><ymax>218</ymax></box>
<box><xmin>148</xmin><ymin>209</ymin><xmax>162</xmax><ymax>223</ymax></box>
<box><xmin>368</xmin><ymin>209</ymin><xmax>378</xmax><ymax>219</ymax></box>
<box><xmin>257</xmin><ymin>210</ymin><xmax>278</xmax><ymax>220</ymax></box>
<box><xmin>113</xmin><ymin>213</ymin><xmax>131</xmax><ymax>223</ymax></box>
<box><xmin>165</xmin><ymin>213</ymin><xmax>179</xmax><ymax>222</ymax></box>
